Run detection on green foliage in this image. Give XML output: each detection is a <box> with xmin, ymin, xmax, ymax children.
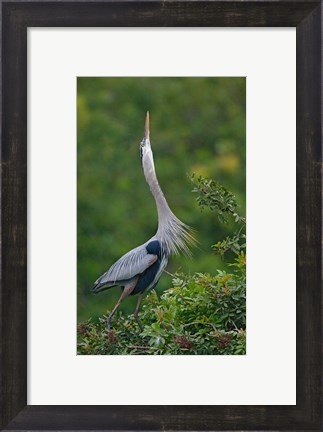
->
<box><xmin>190</xmin><ymin>173</ymin><xmax>246</xmax><ymax>257</ymax></box>
<box><xmin>190</xmin><ymin>173</ymin><xmax>245</xmax><ymax>224</ymax></box>
<box><xmin>212</xmin><ymin>232</ymin><xmax>246</xmax><ymax>256</ymax></box>
<box><xmin>78</xmin><ymin>256</ymin><xmax>246</xmax><ymax>355</ymax></box>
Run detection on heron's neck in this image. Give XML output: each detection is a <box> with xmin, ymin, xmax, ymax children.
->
<box><xmin>142</xmin><ymin>152</ymin><xmax>193</xmax><ymax>256</ymax></box>
<box><xmin>143</xmin><ymin>154</ymin><xmax>173</xmax><ymax>225</ymax></box>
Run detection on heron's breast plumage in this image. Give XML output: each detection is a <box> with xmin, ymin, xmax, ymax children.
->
<box><xmin>131</xmin><ymin>239</ymin><xmax>167</xmax><ymax>295</ymax></box>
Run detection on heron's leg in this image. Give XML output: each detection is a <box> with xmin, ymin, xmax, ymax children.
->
<box><xmin>107</xmin><ymin>295</ymin><xmax>125</xmax><ymax>333</ymax></box>
<box><xmin>134</xmin><ymin>292</ymin><xmax>144</xmax><ymax>332</ymax></box>
<box><xmin>107</xmin><ymin>278</ymin><xmax>138</xmax><ymax>333</ymax></box>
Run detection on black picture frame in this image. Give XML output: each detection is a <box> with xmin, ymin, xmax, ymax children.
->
<box><xmin>1</xmin><ymin>1</ymin><xmax>322</xmax><ymax>430</ymax></box>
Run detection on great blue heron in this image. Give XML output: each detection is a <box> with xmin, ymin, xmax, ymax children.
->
<box><xmin>92</xmin><ymin>112</ymin><xmax>195</xmax><ymax>332</ymax></box>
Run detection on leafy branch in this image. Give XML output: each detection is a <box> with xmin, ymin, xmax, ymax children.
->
<box><xmin>190</xmin><ymin>173</ymin><xmax>245</xmax><ymax>225</ymax></box>
<box><xmin>190</xmin><ymin>173</ymin><xmax>246</xmax><ymax>257</ymax></box>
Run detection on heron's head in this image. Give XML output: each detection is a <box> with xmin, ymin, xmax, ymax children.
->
<box><xmin>140</xmin><ymin>111</ymin><xmax>153</xmax><ymax>162</ymax></box>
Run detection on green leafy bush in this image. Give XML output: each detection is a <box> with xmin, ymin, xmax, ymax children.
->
<box><xmin>78</xmin><ymin>253</ymin><xmax>246</xmax><ymax>355</ymax></box>
<box><xmin>77</xmin><ymin>174</ymin><xmax>246</xmax><ymax>355</ymax></box>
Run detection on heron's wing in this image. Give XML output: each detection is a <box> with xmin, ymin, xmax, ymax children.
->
<box><xmin>95</xmin><ymin>243</ymin><xmax>157</xmax><ymax>286</ymax></box>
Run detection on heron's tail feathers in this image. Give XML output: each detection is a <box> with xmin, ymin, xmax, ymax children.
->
<box><xmin>157</xmin><ymin>214</ymin><xmax>197</xmax><ymax>257</ymax></box>
<box><xmin>91</xmin><ymin>281</ymin><xmax>116</xmax><ymax>294</ymax></box>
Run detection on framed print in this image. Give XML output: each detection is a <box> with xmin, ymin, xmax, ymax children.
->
<box><xmin>1</xmin><ymin>1</ymin><xmax>322</xmax><ymax>431</ymax></box>
<box><xmin>28</xmin><ymin>28</ymin><xmax>294</xmax><ymax>406</ymax></box>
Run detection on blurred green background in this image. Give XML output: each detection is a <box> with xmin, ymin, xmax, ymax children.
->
<box><xmin>77</xmin><ymin>77</ymin><xmax>246</xmax><ymax>323</ymax></box>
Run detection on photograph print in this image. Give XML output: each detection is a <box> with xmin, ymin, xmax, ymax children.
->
<box><xmin>77</xmin><ymin>77</ymin><xmax>246</xmax><ymax>355</ymax></box>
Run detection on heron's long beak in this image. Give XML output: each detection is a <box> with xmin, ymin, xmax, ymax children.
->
<box><xmin>144</xmin><ymin>111</ymin><xmax>150</xmax><ymax>142</ymax></box>
<box><xmin>140</xmin><ymin>112</ymin><xmax>151</xmax><ymax>155</ymax></box>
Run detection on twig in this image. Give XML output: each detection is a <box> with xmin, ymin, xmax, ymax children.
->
<box><xmin>183</xmin><ymin>321</ymin><xmax>217</xmax><ymax>331</ymax></box>
<box><xmin>128</xmin><ymin>345</ymin><xmax>151</xmax><ymax>350</ymax></box>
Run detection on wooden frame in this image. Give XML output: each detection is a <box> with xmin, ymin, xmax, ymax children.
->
<box><xmin>1</xmin><ymin>1</ymin><xmax>321</xmax><ymax>430</ymax></box>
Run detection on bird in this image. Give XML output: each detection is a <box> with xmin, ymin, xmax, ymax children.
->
<box><xmin>92</xmin><ymin>112</ymin><xmax>195</xmax><ymax>332</ymax></box>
